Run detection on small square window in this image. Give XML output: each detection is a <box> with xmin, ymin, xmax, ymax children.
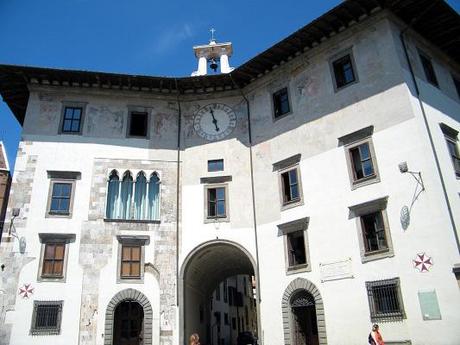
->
<box><xmin>128</xmin><ymin>112</ymin><xmax>148</xmax><ymax>137</ymax></box>
<box><xmin>30</xmin><ymin>301</ymin><xmax>63</xmax><ymax>335</ymax></box>
<box><xmin>273</xmin><ymin>87</ymin><xmax>290</xmax><ymax>119</ymax></box>
<box><xmin>332</xmin><ymin>54</ymin><xmax>356</xmax><ymax>89</ymax></box>
<box><xmin>61</xmin><ymin>107</ymin><xmax>83</xmax><ymax>133</ymax></box>
<box><xmin>419</xmin><ymin>53</ymin><xmax>439</xmax><ymax>87</ymax></box>
<box><xmin>207</xmin><ymin>186</ymin><xmax>227</xmax><ymax>219</ymax></box>
<box><xmin>120</xmin><ymin>245</ymin><xmax>142</xmax><ymax>279</ymax></box>
<box><xmin>280</xmin><ymin>167</ymin><xmax>302</xmax><ymax>208</ymax></box>
<box><xmin>208</xmin><ymin>159</ymin><xmax>224</xmax><ymax>172</ymax></box>
<box><xmin>366</xmin><ymin>278</ymin><xmax>405</xmax><ymax>322</ymax></box>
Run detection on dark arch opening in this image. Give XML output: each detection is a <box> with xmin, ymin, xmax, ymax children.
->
<box><xmin>180</xmin><ymin>240</ymin><xmax>259</xmax><ymax>345</ymax></box>
<box><xmin>113</xmin><ymin>300</ymin><xmax>144</xmax><ymax>345</ymax></box>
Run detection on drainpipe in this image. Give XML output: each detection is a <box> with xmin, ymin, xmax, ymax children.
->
<box><xmin>174</xmin><ymin>78</ymin><xmax>182</xmax><ymax>304</ymax></box>
<box><xmin>399</xmin><ymin>31</ymin><xmax>460</xmax><ymax>253</ymax></box>
<box><xmin>229</xmin><ymin>74</ymin><xmax>263</xmax><ymax>344</ymax></box>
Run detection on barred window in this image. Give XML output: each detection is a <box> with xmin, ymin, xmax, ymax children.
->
<box><xmin>366</xmin><ymin>278</ymin><xmax>405</xmax><ymax>322</ymax></box>
<box><xmin>31</xmin><ymin>301</ymin><xmax>63</xmax><ymax>335</ymax></box>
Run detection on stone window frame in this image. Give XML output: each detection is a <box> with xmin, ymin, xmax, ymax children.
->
<box><xmin>329</xmin><ymin>47</ymin><xmax>359</xmax><ymax>92</ymax></box>
<box><xmin>272</xmin><ymin>86</ymin><xmax>292</xmax><ymax>121</ymax></box>
<box><xmin>349</xmin><ymin>196</ymin><xmax>394</xmax><ymax>263</ymax></box>
<box><xmin>30</xmin><ymin>300</ymin><xmax>64</xmax><ymax>335</ymax></box>
<box><xmin>58</xmin><ymin>101</ymin><xmax>87</xmax><ymax>135</ymax></box>
<box><xmin>366</xmin><ymin>277</ymin><xmax>406</xmax><ymax>322</ymax></box>
<box><xmin>37</xmin><ymin>233</ymin><xmax>75</xmax><ymax>283</ymax></box>
<box><xmin>339</xmin><ymin>126</ymin><xmax>380</xmax><ymax>190</ymax></box>
<box><xmin>439</xmin><ymin>123</ymin><xmax>460</xmax><ymax>178</ymax></box>
<box><xmin>45</xmin><ymin>171</ymin><xmax>81</xmax><ymax>218</ymax></box>
<box><xmin>273</xmin><ymin>154</ymin><xmax>304</xmax><ymax>211</ymax></box>
<box><xmin>277</xmin><ymin>217</ymin><xmax>311</xmax><ymax>274</ymax></box>
<box><xmin>126</xmin><ymin>105</ymin><xmax>152</xmax><ymax>139</ymax></box>
<box><xmin>116</xmin><ymin>235</ymin><xmax>149</xmax><ymax>284</ymax></box>
<box><xmin>201</xmin><ymin>175</ymin><xmax>232</xmax><ymax>223</ymax></box>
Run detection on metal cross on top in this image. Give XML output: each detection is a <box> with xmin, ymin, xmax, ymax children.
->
<box><xmin>210</xmin><ymin>28</ymin><xmax>216</xmax><ymax>42</ymax></box>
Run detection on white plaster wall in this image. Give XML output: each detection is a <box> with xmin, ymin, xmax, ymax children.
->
<box><xmin>3</xmin><ymin>9</ymin><xmax>460</xmax><ymax>345</ymax></box>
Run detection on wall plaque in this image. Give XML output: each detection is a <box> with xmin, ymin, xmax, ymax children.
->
<box><xmin>320</xmin><ymin>258</ymin><xmax>353</xmax><ymax>282</ymax></box>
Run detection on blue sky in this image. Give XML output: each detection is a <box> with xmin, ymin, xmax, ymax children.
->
<box><xmin>1</xmin><ymin>0</ymin><xmax>459</xmax><ymax>171</ymax></box>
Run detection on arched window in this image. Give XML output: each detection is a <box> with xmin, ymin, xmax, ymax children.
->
<box><xmin>106</xmin><ymin>170</ymin><xmax>120</xmax><ymax>219</ymax></box>
<box><xmin>134</xmin><ymin>172</ymin><xmax>147</xmax><ymax>220</ymax></box>
<box><xmin>120</xmin><ymin>171</ymin><xmax>133</xmax><ymax>219</ymax></box>
<box><xmin>148</xmin><ymin>173</ymin><xmax>160</xmax><ymax>221</ymax></box>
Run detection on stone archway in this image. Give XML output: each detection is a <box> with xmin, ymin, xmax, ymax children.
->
<box><xmin>105</xmin><ymin>288</ymin><xmax>153</xmax><ymax>345</ymax></box>
<box><xmin>281</xmin><ymin>278</ymin><xmax>327</xmax><ymax>345</ymax></box>
<box><xmin>179</xmin><ymin>240</ymin><xmax>260</xmax><ymax>345</ymax></box>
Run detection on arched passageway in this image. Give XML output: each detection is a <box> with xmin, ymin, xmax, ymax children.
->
<box><xmin>180</xmin><ymin>240</ymin><xmax>259</xmax><ymax>345</ymax></box>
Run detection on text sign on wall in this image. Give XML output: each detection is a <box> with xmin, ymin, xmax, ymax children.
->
<box><xmin>320</xmin><ymin>258</ymin><xmax>353</xmax><ymax>282</ymax></box>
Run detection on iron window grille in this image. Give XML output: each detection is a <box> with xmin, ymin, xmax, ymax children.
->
<box><xmin>61</xmin><ymin>107</ymin><xmax>82</xmax><ymax>133</ymax></box>
<box><xmin>366</xmin><ymin>278</ymin><xmax>405</xmax><ymax>322</ymax></box>
<box><xmin>419</xmin><ymin>53</ymin><xmax>439</xmax><ymax>87</ymax></box>
<box><xmin>273</xmin><ymin>87</ymin><xmax>290</xmax><ymax>118</ymax></box>
<box><xmin>30</xmin><ymin>301</ymin><xmax>63</xmax><ymax>335</ymax></box>
<box><xmin>333</xmin><ymin>54</ymin><xmax>356</xmax><ymax>88</ymax></box>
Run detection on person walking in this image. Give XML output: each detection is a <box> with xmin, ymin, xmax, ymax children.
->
<box><xmin>369</xmin><ymin>324</ymin><xmax>384</xmax><ymax>345</ymax></box>
<box><xmin>189</xmin><ymin>333</ymin><xmax>200</xmax><ymax>345</ymax></box>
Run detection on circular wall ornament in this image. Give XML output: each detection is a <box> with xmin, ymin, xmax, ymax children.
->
<box><xmin>400</xmin><ymin>205</ymin><xmax>410</xmax><ymax>230</ymax></box>
<box><xmin>193</xmin><ymin>103</ymin><xmax>237</xmax><ymax>141</ymax></box>
<box><xmin>413</xmin><ymin>253</ymin><xmax>433</xmax><ymax>273</ymax></box>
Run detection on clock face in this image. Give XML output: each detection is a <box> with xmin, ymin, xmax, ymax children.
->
<box><xmin>193</xmin><ymin>103</ymin><xmax>237</xmax><ymax>141</ymax></box>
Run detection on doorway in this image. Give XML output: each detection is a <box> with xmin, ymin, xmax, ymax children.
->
<box><xmin>113</xmin><ymin>300</ymin><xmax>144</xmax><ymax>345</ymax></box>
<box><xmin>290</xmin><ymin>291</ymin><xmax>318</xmax><ymax>345</ymax></box>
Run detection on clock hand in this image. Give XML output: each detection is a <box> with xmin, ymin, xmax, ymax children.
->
<box><xmin>209</xmin><ymin>109</ymin><xmax>220</xmax><ymax>132</ymax></box>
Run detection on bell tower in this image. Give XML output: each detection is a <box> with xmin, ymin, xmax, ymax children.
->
<box><xmin>191</xmin><ymin>29</ymin><xmax>234</xmax><ymax>76</ymax></box>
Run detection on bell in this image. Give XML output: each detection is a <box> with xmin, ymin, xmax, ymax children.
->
<box><xmin>209</xmin><ymin>58</ymin><xmax>218</xmax><ymax>72</ymax></box>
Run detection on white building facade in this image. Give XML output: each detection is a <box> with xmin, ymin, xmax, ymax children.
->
<box><xmin>1</xmin><ymin>1</ymin><xmax>460</xmax><ymax>345</ymax></box>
